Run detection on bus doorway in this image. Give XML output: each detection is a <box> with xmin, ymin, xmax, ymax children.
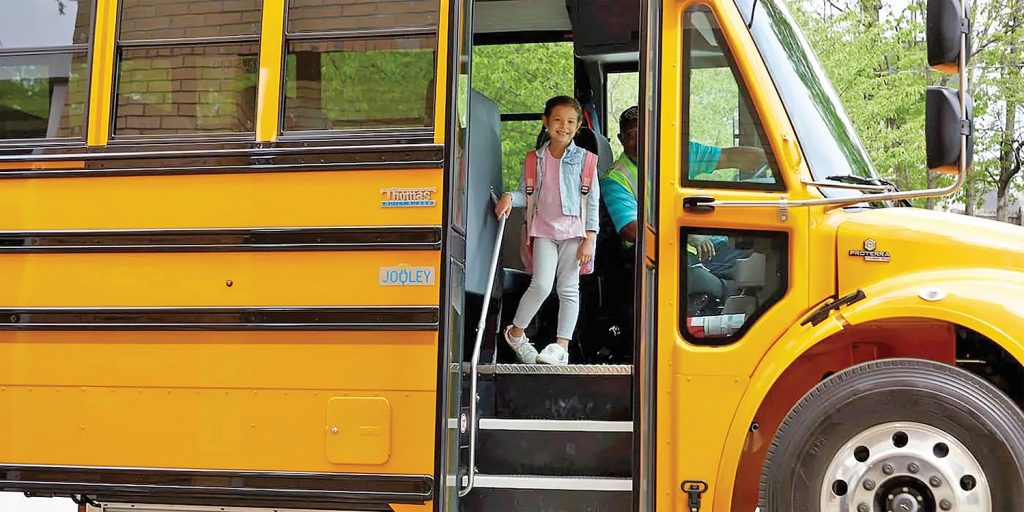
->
<box><xmin>454</xmin><ymin>0</ymin><xmax>647</xmax><ymax>509</ymax></box>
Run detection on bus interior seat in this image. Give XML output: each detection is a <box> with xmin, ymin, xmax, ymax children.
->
<box><xmin>722</xmin><ymin>252</ymin><xmax>765</xmax><ymax>317</ymax></box>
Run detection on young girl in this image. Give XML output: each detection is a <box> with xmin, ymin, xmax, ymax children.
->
<box><xmin>494</xmin><ymin>96</ymin><xmax>600</xmax><ymax>365</ymax></box>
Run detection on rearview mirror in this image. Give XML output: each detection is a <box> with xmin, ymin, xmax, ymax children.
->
<box><xmin>926</xmin><ymin>87</ymin><xmax>973</xmax><ymax>173</ymax></box>
<box><xmin>927</xmin><ymin>0</ymin><xmax>969</xmax><ymax>74</ymax></box>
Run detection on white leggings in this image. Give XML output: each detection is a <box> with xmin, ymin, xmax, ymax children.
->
<box><xmin>513</xmin><ymin>237</ymin><xmax>582</xmax><ymax>341</ymax></box>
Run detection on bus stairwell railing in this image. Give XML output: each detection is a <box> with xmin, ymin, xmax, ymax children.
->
<box><xmin>459</xmin><ymin>189</ymin><xmax>506</xmax><ymax>497</ymax></box>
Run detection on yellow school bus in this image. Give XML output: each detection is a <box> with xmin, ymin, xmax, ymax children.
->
<box><xmin>0</xmin><ymin>0</ymin><xmax>1014</xmax><ymax>511</ymax></box>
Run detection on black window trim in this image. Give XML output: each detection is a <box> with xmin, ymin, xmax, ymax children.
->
<box><xmin>0</xmin><ymin>2</ymin><xmax>97</xmax><ymax>147</ymax></box>
<box><xmin>278</xmin><ymin>0</ymin><xmax>441</xmax><ymax>140</ymax></box>
<box><xmin>109</xmin><ymin>0</ymin><xmax>264</xmax><ymax>141</ymax></box>
<box><xmin>678</xmin><ymin>226</ymin><xmax>789</xmax><ymax>346</ymax></box>
<box><xmin>680</xmin><ymin>3</ymin><xmax>786</xmax><ymax>193</ymax></box>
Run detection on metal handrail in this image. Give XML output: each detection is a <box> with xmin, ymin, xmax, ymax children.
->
<box><xmin>459</xmin><ymin>190</ymin><xmax>507</xmax><ymax>497</ymax></box>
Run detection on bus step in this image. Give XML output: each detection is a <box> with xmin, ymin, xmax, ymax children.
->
<box><xmin>485</xmin><ymin>365</ymin><xmax>632</xmax><ymax>421</ymax></box>
<box><xmin>477</xmin><ymin>418</ymin><xmax>632</xmax><ymax>477</ymax></box>
<box><xmin>461</xmin><ymin>475</ymin><xmax>632</xmax><ymax>512</ymax></box>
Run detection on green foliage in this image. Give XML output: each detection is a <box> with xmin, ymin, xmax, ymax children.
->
<box><xmin>788</xmin><ymin>0</ymin><xmax>1023</xmax><ymax>213</ymax></box>
<box><xmin>319</xmin><ymin>49</ymin><xmax>435</xmax><ymax>128</ymax></box>
<box><xmin>472</xmin><ymin>42</ymin><xmax>574</xmax><ymax>190</ymax></box>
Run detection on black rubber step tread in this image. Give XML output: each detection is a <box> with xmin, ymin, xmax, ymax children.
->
<box><xmin>461</xmin><ymin>475</ymin><xmax>632</xmax><ymax>512</ymax></box>
<box><xmin>477</xmin><ymin>426</ymin><xmax>632</xmax><ymax>477</ymax></box>
<box><xmin>494</xmin><ymin>373</ymin><xmax>632</xmax><ymax>420</ymax></box>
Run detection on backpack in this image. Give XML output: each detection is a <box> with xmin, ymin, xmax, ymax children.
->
<box><xmin>520</xmin><ymin>148</ymin><xmax>599</xmax><ymax>275</ymax></box>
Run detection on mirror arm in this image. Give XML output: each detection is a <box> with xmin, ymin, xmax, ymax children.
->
<box><xmin>712</xmin><ymin>170</ymin><xmax>965</xmax><ymax>210</ymax></box>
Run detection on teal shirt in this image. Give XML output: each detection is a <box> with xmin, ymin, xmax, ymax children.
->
<box><xmin>601</xmin><ymin>142</ymin><xmax>722</xmax><ymax>232</ymax></box>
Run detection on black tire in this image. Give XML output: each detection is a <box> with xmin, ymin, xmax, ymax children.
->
<box><xmin>759</xmin><ymin>358</ymin><xmax>1024</xmax><ymax>511</ymax></box>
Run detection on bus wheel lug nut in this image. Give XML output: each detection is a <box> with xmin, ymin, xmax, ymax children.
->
<box><xmin>907</xmin><ymin>462</ymin><xmax>920</xmax><ymax>473</ymax></box>
<box><xmin>882</xmin><ymin>463</ymin><xmax>895</xmax><ymax>475</ymax></box>
<box><xmin>930</xmin><ymin>475</ymin><xmax>942</xmax><ymax>487</ymax></box>
<box><xmin>857</xmin><ymin>503</ymin><xmax>870</xmax><ymax>512</ymax></box>
<box><xmin>940</xmin><ymin>499</ymin><xmax>953</xmax><ymax>510</ymax></box>
<box><xmin>863</xmin><ymin>479</ymin><xmax>876</xmax><ymax>490</ymax></box>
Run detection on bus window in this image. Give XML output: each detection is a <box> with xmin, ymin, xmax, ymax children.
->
<box><xmin>606</xmin><ymin>70</ymin><xmax>639</xmax><ymax>158</ymax></box>
<box><xmin>682</xmin><ymin>5</ymin><xmax>781</xmax><ymax>189</ymax></box>
<box><xmin>114</xmin><ymin>0</ymin><xmax>262</xmax><ymax>137</ymax></box>
<box><xmin>0</xmin><ymin>0</ymin><xmax>93</xmax><ymax>142</ymax></box>
<box><xmin>472</xmin><ymin>41</ymin><xmax>574</xmax><ymax>188</ymax></box>
<box><xmin>282</xmin><ymin>0</ymin><xmax>439</xmax><ymax>134</ymax></box>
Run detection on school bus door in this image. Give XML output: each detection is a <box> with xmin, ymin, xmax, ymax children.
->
<box><xmin>654</xmin><ymin>1</ymin><xmax>814</xmax><ymax>509</ymax></box>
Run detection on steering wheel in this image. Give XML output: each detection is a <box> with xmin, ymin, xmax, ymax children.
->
<box><xmin>748</xmin><ymin>162</ymin><xmax>773</xmax><ymax>182</ymax></box>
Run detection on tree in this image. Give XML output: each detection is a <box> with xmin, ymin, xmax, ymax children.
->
<box><xmin>791</xmin><ymin>0</ymin><xmax>1024</xmax><ymax>217</ymax></box>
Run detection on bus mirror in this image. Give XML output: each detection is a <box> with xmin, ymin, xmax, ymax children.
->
<box><xmin>927</xmin><ymin>0</ymin><xmax>969</xmax><ymax>74</ymax></box>
<box><xmin>926</xmin><ymin>86</ymin><xmax>973</xmax><ymax>174</ymax></box>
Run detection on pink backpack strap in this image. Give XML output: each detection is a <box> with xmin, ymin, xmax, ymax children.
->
<box><xmin>524</xmin><ymin>150</ymin><xmax>539</xmax><ymax>196</ymax></box>
<box><xmin>579</xmin><ymin>150</ymin><xmax>598</xmax><ymax>232</ymax></box>
<box><xmin>580</xmin><ymin>151</ymin><xmax>598</xmax><ymax>194</ymax></box>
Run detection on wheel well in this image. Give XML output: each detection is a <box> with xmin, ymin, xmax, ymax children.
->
<box><xmin>956</xmin><ymin>326</ymin><xmax>1024</xmax><ymax>406</ymax></box>
<box><xmin>729</xmin><ymin>318</ymin><xmax>1024</xmax><ymax>510</ymax></box>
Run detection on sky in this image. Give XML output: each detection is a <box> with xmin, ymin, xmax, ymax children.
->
<box><xmin>0</xmin><ymin>0</ymin><xmax>80</xmax><ymax>49</ymax></box>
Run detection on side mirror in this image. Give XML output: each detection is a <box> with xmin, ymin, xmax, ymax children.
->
<box><xmin>927</xmin><ymin>0</ymin><xmax>969</xmax><ymax>74</ymax></box>
<box><xmin>926</xmin><ymin>87</ymin><xmax>973</xmax><ymax>173</ymax></box>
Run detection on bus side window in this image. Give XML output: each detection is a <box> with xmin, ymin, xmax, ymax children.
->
<box><xmin>282</xmin><ymin>0</ymin><xmax>439</xmax><ymax>134</ymax></box>
<box><xmin>114</xmin><ymin>0</ymin><xmax>263</xmax><ymax>137</ymax></box>
<box><xmin>681</xmin><ymin>230</ymin><xmax>788</xmax><ymax>343</ymax></box>
<box><xmin>0</xmin><ymin>0</ymin><xmax>94</xmax><ymax>143</ymax></box>
<box><xmin>682</xmin><ymin>5</ymin><xmax>782</xmax><ymax>190</ymax></box>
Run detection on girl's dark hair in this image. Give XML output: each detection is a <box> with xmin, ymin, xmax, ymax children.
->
<box><xmin>544</xmin><ymin>95</ymin><xmax>583</xmax><ymax>119</ymax></box>
<box><xmin>536</xmin><ymin>96</ymin><xmax>583</xmax><ymax>149</ymax></box>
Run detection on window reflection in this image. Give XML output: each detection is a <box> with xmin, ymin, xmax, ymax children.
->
<box><xmin>287</xmin><ymin>0</ymin><xmax>439</xmax><ymax>33</ymax></box>
<box><xmin>0</xmin><ymin>54</ymin><xmax>89</xmax><ymax>139</ymax></box>
<box><xmin>119</xmin><ymin>0</ymin><xmax>262</xmax><ymax>41</ymax></box>
<box><xmin>116</xmin><ymin>45</ymin><xmax>259</xmax><ymax>135</ymax></box>
<box><xmin>0</xmin><ymin>1</ymin><xmax>93</xmax><ymax>141</ymax></box>
<box><xmin>114</xmin><ymin>0</ymin><xmax>262</xmax><ymax>137</ymax></box>
<box><xmin>283</xmin><ymin>37</ymin><xmax>435</xmax><ymax>131</ymax></box>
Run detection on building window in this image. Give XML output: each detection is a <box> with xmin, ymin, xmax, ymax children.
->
<box><xmin>282</xmin><ymin>0</ymin><xmax>439</xmax><ymax>134</ymax></box>
<box><xmin>0</xmin><ymin>0</ymin><xmax>94</xmax><ymax>142</ymax></box>
<box><xmin>113</xmin><ymin>0</ymin><xmax>262</xmax><ymax>137</ymax></box>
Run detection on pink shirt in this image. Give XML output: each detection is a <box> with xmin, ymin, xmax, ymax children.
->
<box><xmin>529</xmin><ymin>148</ymin><xmax>584</xmax><ymax>240</ymax></box>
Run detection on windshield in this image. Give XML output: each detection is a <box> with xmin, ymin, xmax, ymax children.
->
<box><xmin>745</xmin><ymin>0</ymin><xmax>880</xmax><ymax>198</ymax></box>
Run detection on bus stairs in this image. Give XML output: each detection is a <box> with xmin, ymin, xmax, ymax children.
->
<box><xmin>459</xmin><ymin>363</ymin><xmax>634</xmax><ymax>511</ymax></box>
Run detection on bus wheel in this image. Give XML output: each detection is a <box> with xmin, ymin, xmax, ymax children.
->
<box><xmin>759</xmin><ymin>358</ymin><xmax>1024</xmax><ymax>512</ymax></box>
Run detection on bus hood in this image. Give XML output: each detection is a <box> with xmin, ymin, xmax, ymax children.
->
<box><xmin>835</xmin><ymin>208</ymin><xmax>1024</xmax><ymax>294</ymax></box>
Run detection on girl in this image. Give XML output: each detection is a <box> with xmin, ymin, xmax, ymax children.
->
<box><xmin>494</xmin><ymin>96</ymin><xmax>600</xmax><ymax>365</ymax></box>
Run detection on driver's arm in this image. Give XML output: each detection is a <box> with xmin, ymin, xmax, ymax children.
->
<box><xmin>620</xmin><ymin>221</ymin><xmax>638</xmax><ymax>243</ymax></box>
<box><xmin>717</xmin><ymin>146</ymin><xmax>766</xmax><ymax>170</ymax></box>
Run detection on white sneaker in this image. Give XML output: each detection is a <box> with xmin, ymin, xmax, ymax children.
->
<box><xmin>504</xmin><ymin>325</ymin><xmax>538</xmax><ymax>364</ymax></box>
<box><xmin>535</xmin><ymin>343</ymin><xmax>569</xmax><ymax>366</ymax></box>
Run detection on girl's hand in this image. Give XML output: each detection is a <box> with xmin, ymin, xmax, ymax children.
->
<box><xmin>577</xmin><ymin>236</ymin><xmax>595</xmax><ymax>266</ymax></box>
<box><xmin>495</xmin><ymin>194</ymin><xmax>512</xmax><ymax>219</ymax></box>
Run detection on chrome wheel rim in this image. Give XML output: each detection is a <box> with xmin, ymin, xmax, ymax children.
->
<box><xmin>820</xmin><ymin>422</ymin><xmax>991</xmax><ymax>512</ymax></box>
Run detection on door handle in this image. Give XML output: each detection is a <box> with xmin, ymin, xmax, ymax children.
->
<box><xmin>683</xmin><ymin>196</ymin><xmax>715</xmax><ymax>213</ymax></box>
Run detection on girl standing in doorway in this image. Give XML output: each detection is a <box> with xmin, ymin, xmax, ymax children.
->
<box><xmin>494</xmin><ymin>96</ymin><xmax>600</xmax><ymax>365</ymax></box>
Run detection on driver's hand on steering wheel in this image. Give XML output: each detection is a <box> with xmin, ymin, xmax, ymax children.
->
<box><xmin>691</xmin><ymin>235</ymin><xmax>716</xmax><ymax>261</ymax></box>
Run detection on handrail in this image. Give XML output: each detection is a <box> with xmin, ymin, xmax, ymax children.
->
<box><xmin>459</xmin><ymin>190</ymin><xmax>507</xmax><ymax>498</ymax></box>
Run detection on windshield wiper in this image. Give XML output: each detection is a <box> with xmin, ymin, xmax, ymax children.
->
<box><xmin>825</xmin><ymin>176</ymin><xmax>913</xmax><ymax>206</ymax></box>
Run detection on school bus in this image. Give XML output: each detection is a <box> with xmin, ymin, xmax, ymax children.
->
<box><xmin>0</xmin><ymin>0</ymin><xmax>1013</xmax><ymax>510</ymax></box>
